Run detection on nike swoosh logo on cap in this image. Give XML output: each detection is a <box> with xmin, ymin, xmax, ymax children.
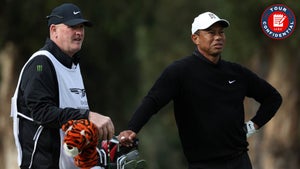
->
<box><xmin>73</xmin><ymin>11</ymin><xmax>80</xmax><ymax>15</ymax></box>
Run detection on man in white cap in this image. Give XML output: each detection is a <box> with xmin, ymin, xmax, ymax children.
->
<box><xmin>118</xmin><ymin>12</ymin><xmax>282</xmax><ymax>169</ymax></box>
<box><xmin>11</xmin><ymin>3</ymin><xmax>114</xmax><ymax>169</ymax></box>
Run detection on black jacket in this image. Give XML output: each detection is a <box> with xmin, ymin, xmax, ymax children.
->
<box><xmin>17</xmin><ymin>38</ymin><xmax>89</xmax><ymax>168</ymax></box>
<box><xmin>128</xmin><ymin>49</ymin><xmax>282</xmax><ymax>163</ymax></box>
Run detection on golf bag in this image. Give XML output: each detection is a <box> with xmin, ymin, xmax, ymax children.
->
<box><xmin>62</xmin><ymin>119</ymin><xmax>146</xmax><ymax>169</ymax></box>
<box><xmin>98</xmin><ymin>137</ymin><xmax>147</xmax><ymax>169</ymax></box>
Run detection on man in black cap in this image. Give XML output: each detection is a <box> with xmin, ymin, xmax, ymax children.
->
<box><xmin>11</xmin><ymin>3</ymin><xmax>114</xmax><ymax>169</ymax></box>
<box><xmin>118</xmin><ymin>12</ymin><xmax>282</xmax><ymax>169</ymax></box>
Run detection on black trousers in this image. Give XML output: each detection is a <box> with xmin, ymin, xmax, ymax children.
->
<box><xmin>188</xmin><ymin>152</ymin><xmax>252</xmax><ymax>169</ymax></box>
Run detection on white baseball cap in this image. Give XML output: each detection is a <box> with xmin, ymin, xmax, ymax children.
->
<box><xmin>191</xmin><ymin>12</ymin><xmax>229</xmax><ymax>34</ymax></box>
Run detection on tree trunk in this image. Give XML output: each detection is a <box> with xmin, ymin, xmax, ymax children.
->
<box><xmin>0</xmin><ymin>42</ymin><xmax>19</xmax><ymax>169</ymax></box>
<box><xmin>250</xmin><ymin>43</ymin><xmax>300</xmax><ymax>169</ymax></box>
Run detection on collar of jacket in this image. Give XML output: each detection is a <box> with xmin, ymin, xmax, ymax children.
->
<box><xmin>192</xmin><ymin>47</ymin><xmax>222</xmax><ymax>67</ymax></box>
<box><xmin>41</xmin><ymin>38</ymin><xmax>81</xmax><ymax>69</ymax></box>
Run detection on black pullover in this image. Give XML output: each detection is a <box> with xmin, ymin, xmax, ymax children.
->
<box><xmin>128</xmin><ymin>49</ymin><xmax>282</xmax><ymax>163</ymax></box>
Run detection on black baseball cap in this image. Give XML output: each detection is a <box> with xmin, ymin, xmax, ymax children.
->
<box><xmin>46</xmin><ymin>3</ymin><xmax>92</xmax><ymax>27</ymax></box>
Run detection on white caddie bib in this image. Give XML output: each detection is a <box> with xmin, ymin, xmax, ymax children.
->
<box><xmin>11</xmin><ymin>50</ymin><xmax>89</xmax><ymax>169</ymax></box>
